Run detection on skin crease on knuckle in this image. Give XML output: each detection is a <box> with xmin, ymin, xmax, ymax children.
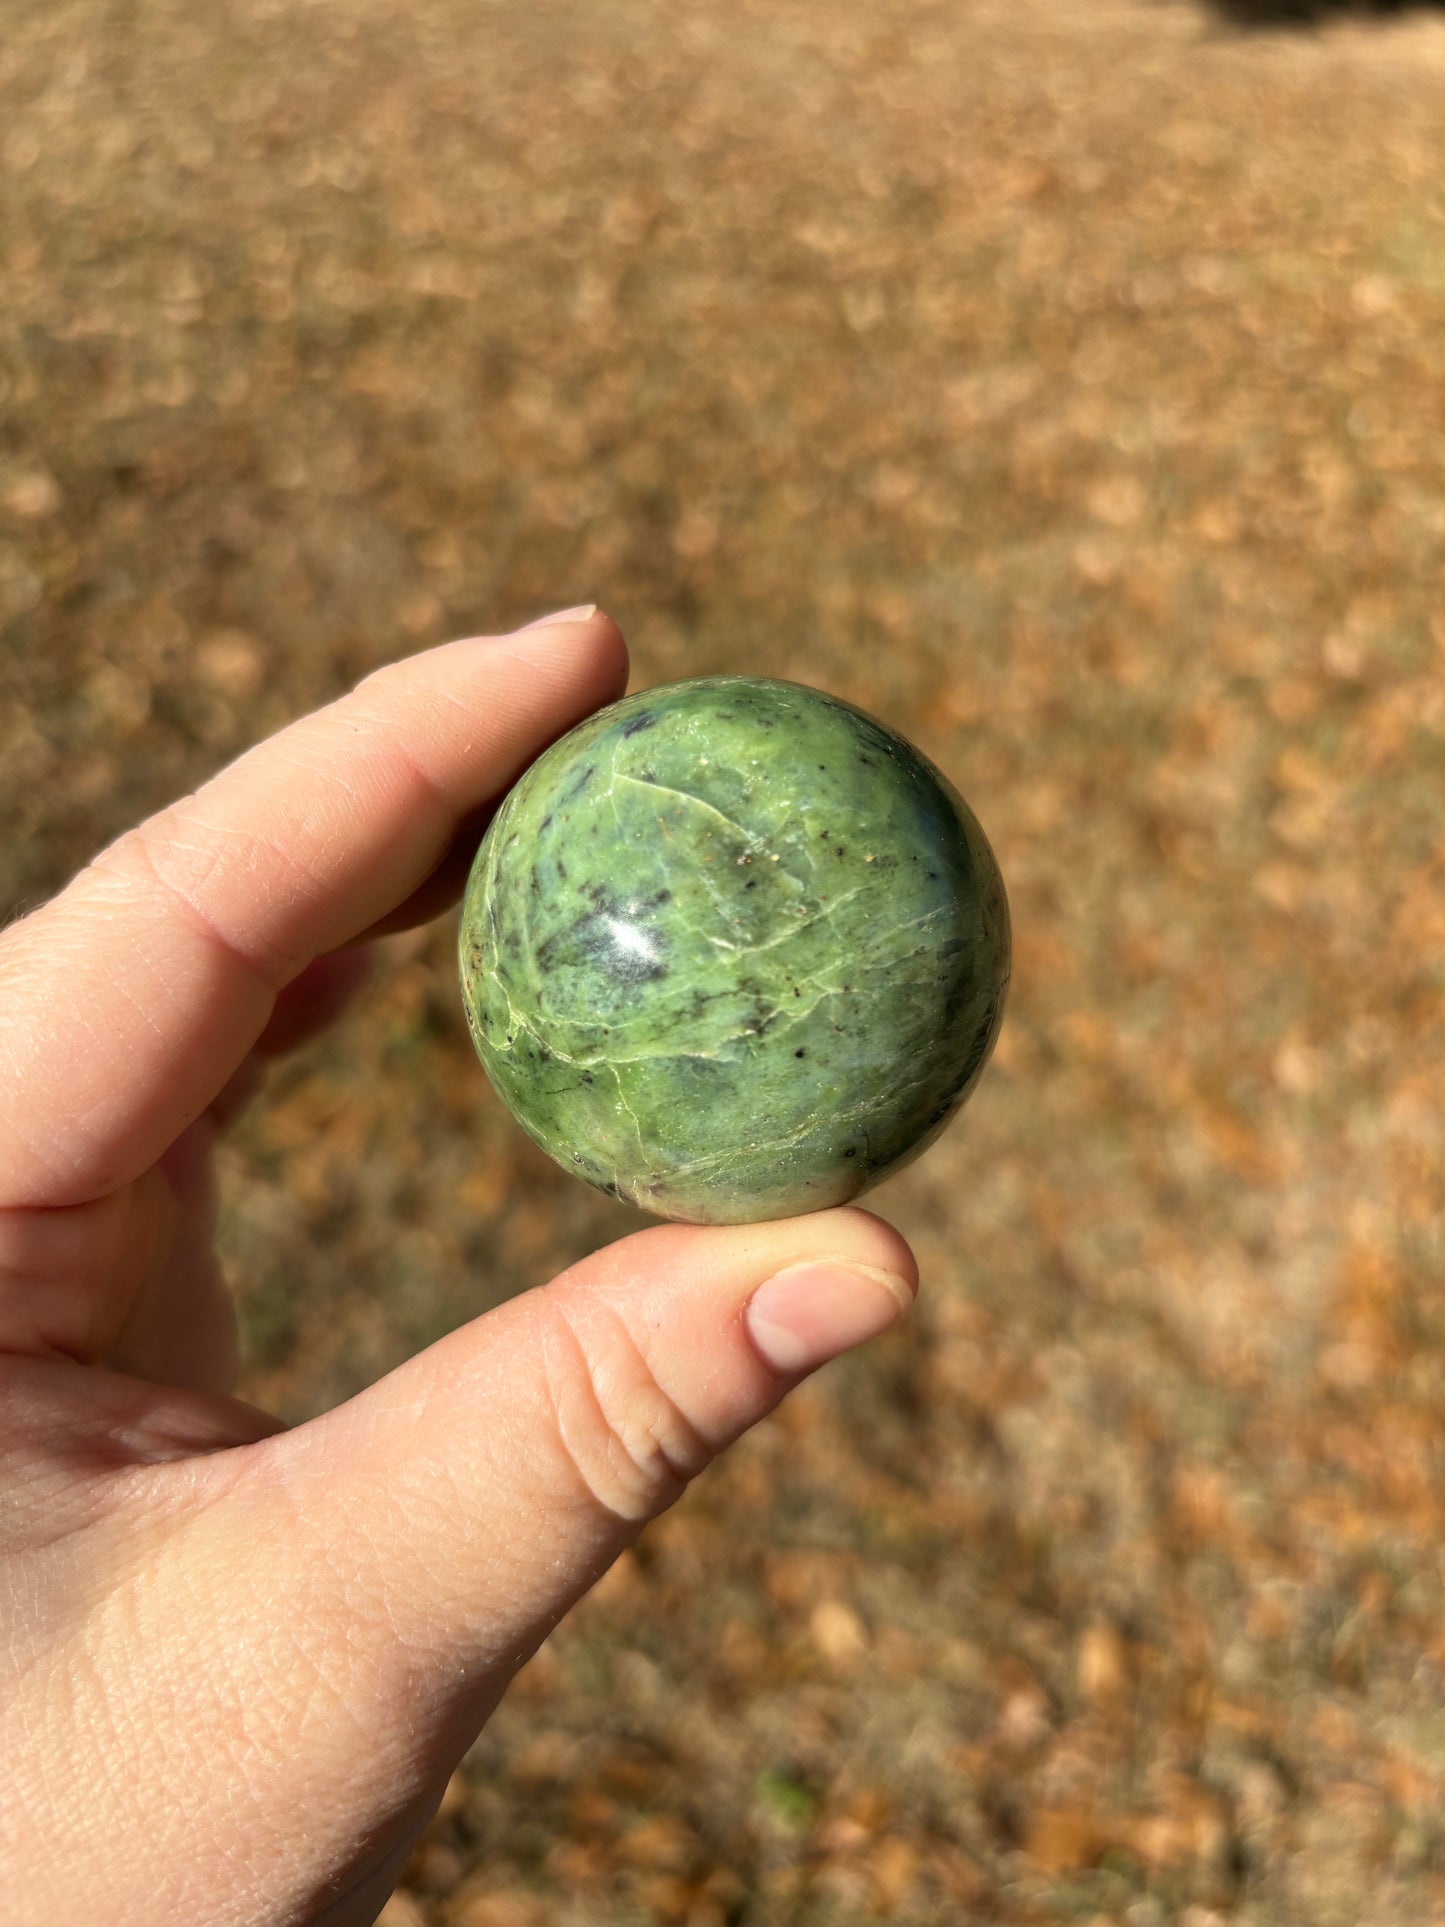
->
<box><xmin>535</xmin><ymin>1293</ymin><xmax>714</xmax><ymax>1524</ymax></box>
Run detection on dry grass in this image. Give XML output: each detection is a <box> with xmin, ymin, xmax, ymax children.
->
<box><xmin>5</xmin><ymin>0</ymin><xmax>1445</xmax><ymax>1919</ymax></box>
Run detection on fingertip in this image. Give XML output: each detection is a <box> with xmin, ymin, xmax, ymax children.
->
<box><xmin>500</xmin><ymin>604</ymin><xmax>629</xmax><ymax>705</ymax></box>
<box><xmin>513</xmin><ymin>604</ymin><xmax>601</xmax><ymax>631</ymax></box>
<box><xmin>818</xmin><ymin>1205</ymin><xmax>920</xmax><ymax>1295</ymax></box>
<box><xmin>745</xmin><ymin>1260</ymin><xmax>913</xmax><ymax>1376</ymax></box>
<box><xmin>342</xmin><ymin>611</ymin><xmax>629</xmax><ymax>949</ymax></box>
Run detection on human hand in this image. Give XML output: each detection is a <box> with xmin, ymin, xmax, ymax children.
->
<box><xmin>0</xmin><ymin>610</ymin><xmax>918</xmax><ymax>1926</ymax></box>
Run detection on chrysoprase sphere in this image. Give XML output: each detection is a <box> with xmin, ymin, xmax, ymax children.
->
<box><xmin>458</xmin><ymin>676</ymin><xmax>1009</xmax><ymax>1224</ymax></box>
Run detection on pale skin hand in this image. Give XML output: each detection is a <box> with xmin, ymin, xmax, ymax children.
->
<box><xmin>0</xmin><ymin>609</ymin><xmax>918</xmax><ymax>1927</ymax></box>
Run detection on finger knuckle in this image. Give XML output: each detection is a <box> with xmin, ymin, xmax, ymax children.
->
<box><xmin>89</xmin><ymin>806</ymin><xmax>301</xmax><ymax>989</ymax></box>
<box><xmin>537</xmin><ymin>1296</ymin><xmax>711</xmax><ymax>1523</ymax></box>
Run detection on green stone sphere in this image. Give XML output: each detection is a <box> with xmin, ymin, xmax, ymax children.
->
<box><xmin>458</xmin><ymin>676</ymin><xmax>1010</xmax><ymax>1225</ymax></box>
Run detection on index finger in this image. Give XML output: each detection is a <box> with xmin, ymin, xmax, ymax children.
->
<box><xmin>0</xmin><ymin>610</ymin><xmax>627</xmax><ymax>1208</ymax></box>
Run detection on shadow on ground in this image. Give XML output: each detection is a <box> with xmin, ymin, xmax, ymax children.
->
<box><xmin>1210</xmin><ymin>0</ymin><xmax>1435</xmax><ymax>24</ymax></box>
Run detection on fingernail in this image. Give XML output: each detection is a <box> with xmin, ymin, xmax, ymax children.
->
<box><xmin>515</xmin><ymin>604</ymin><xmax>598</xmax><ymax>632</ymax></box>
<box><xmin>746</xmin><ymin>1262</ymin><xmax>915</xmax><ymax>1376</ymax></box>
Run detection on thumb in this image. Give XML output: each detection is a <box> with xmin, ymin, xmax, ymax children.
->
<box><xmin>278</xmin><ymin>1204</ymin><xmax>914</xmax><ymax>1679</ymax></box>
<box><xmin>171</xmin><ymin>1209</ymin><xmax>914</xmax><ymax>1911</ymax></box>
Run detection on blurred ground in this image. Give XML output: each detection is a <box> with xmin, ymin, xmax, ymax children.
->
<box><xmin>4</xmin><ymin>0</ymin><xmax>1445</xmax><ymax>1920</ymax></box>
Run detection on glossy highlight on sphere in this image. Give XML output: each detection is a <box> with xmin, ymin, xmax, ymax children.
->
<box><xmin>458</xmin><ymin>677</ymin><xmax>1010</xmax><ymax>1225</ymax></box>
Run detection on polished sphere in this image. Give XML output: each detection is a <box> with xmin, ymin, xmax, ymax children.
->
<box><xmin>458</xmin><ymin>676</ymin><xmax>1010</xmax><ymax>1224</ymax></box>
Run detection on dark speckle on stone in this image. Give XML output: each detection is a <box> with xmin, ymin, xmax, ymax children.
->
<box><xmin>621</xmin><ymin>711</ymin><xmax>659</xmax><ymax>738</ymax></box>
<box><xmin>562</xmin><ymin>763</ymin><xmax>598</xmax><ymax>801</ymax></box>
<box><xmin>795</xmin><ymin>1048</ymin><xmax>806</xmax><ymax>1058</ymax></box>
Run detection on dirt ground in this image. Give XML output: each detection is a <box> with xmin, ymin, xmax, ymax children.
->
<box><xmin>5</xmin><ymin>0</ymin><xmax>1445</xmax><ymax>1920</ymax></box>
